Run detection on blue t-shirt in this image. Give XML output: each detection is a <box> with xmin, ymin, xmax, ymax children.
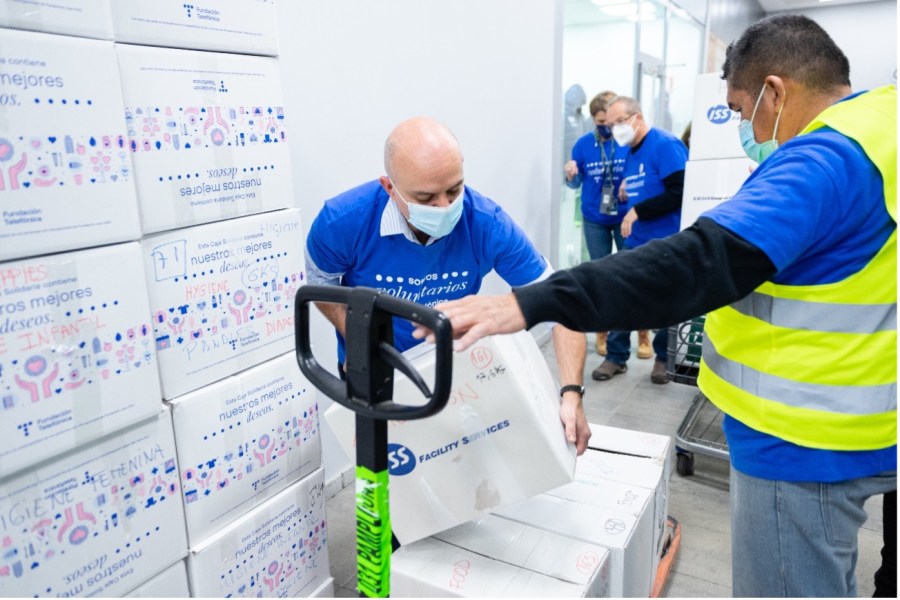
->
<box><xmin>567</xmin><ymin>131</ymin><xmax>627</xmax><ymax>225</ymax></box>
<box><xmin>620</xmin><ymin>127</ymin><xmax>687</xmax><ymax>248</ymax></box>
<box><xmin>704</xmin><ymin>94</ymin><xmax>897</xmax><ymax>482</ymax></box>
<box><xmin>306</xmin><ymin>180</ymin><xmax>547</xmax><ymax>363</ymax></box>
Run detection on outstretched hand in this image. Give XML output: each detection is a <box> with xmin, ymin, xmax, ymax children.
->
<box><xmin>411</xmin><ymin>292</ymin><xmax>527</xmax><ymax>351</ymax></box>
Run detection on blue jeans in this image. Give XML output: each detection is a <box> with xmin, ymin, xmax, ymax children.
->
<box><xmin>606</xmin><ymin>328</ymin><xmax>668</xmax><ymax>365</ymax></box>
<box><xmin>730</xmin><ymin>467</ymin><xmax>897</xmax><ymax>597</ymax></box>
<box><xmin>583</xmin><ymin>219</ymin><xmax>624</xmax><ymax>261</ymax></box>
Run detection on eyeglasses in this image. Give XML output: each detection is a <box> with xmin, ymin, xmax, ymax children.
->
<box><xmin>610</xmin><ymin>113</ymin><xmax>638</xmax><ymax>126</ymax></box>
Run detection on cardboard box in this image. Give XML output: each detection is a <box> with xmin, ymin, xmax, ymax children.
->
<box><xmin>0</xmin><ymin>29</ymin><xmax>141</xmax><ymax>261</ymax></box>
<box><xmin>125</xmin><ymin>559</ymin><xmax>190</xmax><ymax>597</ymax></box>
<box><xmin>0</xmin><ymin>0</ymin><xmax>113</xmax><ymax>39</ymax></box>
<box><xmin>392</xmin><ymin>537</ymin><xmax>586</xmax><ymax>597</ymax></box>
<box><xmin>169</xmin><ymin>352</ymin><xmax>322</xmax><ymax>546</ymax></box>
<box><xmin>0</xmin><ymin>409</ymin><xmax>189</xmax><ymax>598</ymax></box>
<box><xmin>187</xmin><ymin>468</ymin><xmax>330</xmax><ymax>598</ymax></box>
<box><xmin>325</xmin><ymin>330</ymin><xmax>575</xmax><ymax>544</ymax></box>
<box><xmin>116</xmin><ymin>44</ymin><xmax>294</xmax><ymax>234</ymax></box>
<box><xmin>689</xmin><ymin>73</ymin><xmax>745</xmax><ymax>161</ymax></box>
<box><xmin>0</xmin><ymin>242</ymin><xmax>162</xmax><ymax>479</ymax></box>
<box><xmin>309</xmin><ymin>576</ymin><xmax>334</xmax><ymax>598</ymax></box>
<box><xmin>494</xmin><ymin>492</ymin><xmax>652</xmax><ymax>598</ymax></box>
<box><xmin>111</xmin><ymin>0</ymin><xmax>278</xmax><ymax>56</ymax></box>
<box><xmin>680</xmin><ymin>157</ymin><xmax>754</xmax><ymax>230</ymax></box>
<box><xmin>434</xmin><ymin>514</ymin><xmax>611</xmax><ymax>597</ymax></box>
<box><xmin>140</xmin><ymin>209</ymin><xmax>304</xmax><ymax>399</ymax></box>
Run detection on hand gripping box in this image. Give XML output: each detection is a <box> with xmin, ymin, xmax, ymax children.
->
<box><xmin>391</xmin><ymin>537</ymin><xmax>587</xmax><ymax>598</ymax></box>
<box><xmin>0</xmin><ymin>29</ymin><xmax>141</xmax><ymax>261</ymax></box>
<box><xmin>140</xmin><ymin>209</ymin><xmax>304</xmax><ymax>399</ymax></box>
<box><xmin>116</xmin><ymin>44</ymin><xmax>294</xmax><ymax>234</ymax></box>
<box><xmin>169</xmin><ymin>352</ymin><xmax>322</xmax><ymax>546</ymax></box>
<box><xmin>125</xmin><ymin>559</ymin><xmax>190</xmax><ymax>597</ymax></box>
<box><xmin>0</xmin><ymin>0</ymin><xmax>113</xmax><ymax>39</ymax></box>
<box><xmin>111</xmin><ymin>0</ymin><xmax>278</xmax><ymax>56</ymax></box>
<box><xmin>0</xmin><ymin>242</ymin><xmax>162</xmax><ymax>479</ymax></box>
<box><xmin>434</xmin><ymin>514</ymin><xmax>611</xmax><ymax>597</ymax></box>
<box><xmin>586</xmin><ymin>423</ymin><xmax>673</xmax><ymax>562</ymax></box>
<box><xmin>494</xmin><ymin>492</ymin><xmax>651</xmax><ymax>598</ymax></box>
<box><xmin>325</xmin><ymin>330</ymin><xmax>576</xmax><ymax>544</ymax></box>
<box><xmin>689</xmin><ymin>72</ymin><xmax>745</xmax><ymax>161</ymax></box>
<box><xmin>187</xmin><ymin>468</ymin><xmax>330</xmax><ymax>598</ymax></box>
<box><xmin>680</xmin><ymin>157</ymin><xmax>754</xmax><ymax>230</ymax></box>
<box><xmin>0</xmin><ymin>409</ymin><xmax>189</xmax><ymax>598</ymax></box>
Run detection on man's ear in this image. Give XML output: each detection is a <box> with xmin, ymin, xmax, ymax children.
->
<box><xmin>764</xmin><ymin>75</ymin><xmax>787</xmax><ymax>110</ymax></box>
<box><xmin>378</xmin><ymin>176</ymin><xmax>393</xmax><ymax>195</ymax></box>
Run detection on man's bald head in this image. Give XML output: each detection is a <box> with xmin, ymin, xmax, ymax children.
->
<box><xmin>384</xmin><ymin>117</ymin><xmax>462</xmax><ymax>182</ymax></box>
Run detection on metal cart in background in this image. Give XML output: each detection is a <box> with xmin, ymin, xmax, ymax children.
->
<box><xmin>666</xmin><ymin>316</ymin><xmax>729</xmax><ymax>476</ymax></box>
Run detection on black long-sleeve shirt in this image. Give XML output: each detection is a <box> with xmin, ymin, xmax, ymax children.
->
<box><xmin>514</xmin><ymin>217</ymin><xmax>777</xmax><ymax>331</ymax></box>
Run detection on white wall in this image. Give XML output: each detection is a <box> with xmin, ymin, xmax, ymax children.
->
<box><xmin>276</xmin><ymin>0</ymin><xmax>563</xmax><ymax>487</ymax></box>
<box><xmin>563</xmin><ymin>20</ymin><xmax>636</xmax><ymax>102</ymax></box>
<box><xmin>777</xmin><ymin>0</ymin><xmax>896</xmax><ymax>92</ymax></box>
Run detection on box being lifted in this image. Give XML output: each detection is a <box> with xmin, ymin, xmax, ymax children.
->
<box><xmin>140</xmin><ymin>209</ymin><xmax>304</xmax><ymax>399</ymax></box>
<box><xmin>0</xmin><ymin>409</ymin><xmax>188</xmax><ymax>598</ymax></box>
<box><xmin>116</xmin><ymin>44</ymin><xmax>294</xmax><ymax>234</ymax></box>
<box><xmin>0</xmin><ymin>242</ymin><xmax>162</xmax><ymax>479</ymax></box>
<box><xmin>169</xmin><ymin>352</ymin><xmax>322</xmax><ymax>546</ymax></box>
<box><xmin>325</xmin><ymin>330</ymin><xmax>575</xmax><ymax>544</ymax></box>
<box><xmin>0</xmin><ymin>0</ymin><xmax>113</xmax><ymax>39</ymax></box>
<box><xmin>111</xmin><ymin>0</ymin><xmax>278</xmax><ymax>56</ymax></box>
<box><xmin>0</xmin><ymin>29</ymin><xmax>141</xmax><ymax>261</ymax></box>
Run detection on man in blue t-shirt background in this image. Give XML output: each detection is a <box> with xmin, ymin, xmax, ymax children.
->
<box><xmin>305</xmin><ymin>116</ymin><xmax>591</xmax><ymax>455</ymax></box>
<box><xmin>594</xmin><ymin>95</ymin><xmax>687</xmax><ymax>385</ymax></box>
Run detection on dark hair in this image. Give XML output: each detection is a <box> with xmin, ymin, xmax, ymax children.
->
<box><xmin>722</xmin><ymin>14</ymin><xmax>850</xmax><ymax>93</ymax></box>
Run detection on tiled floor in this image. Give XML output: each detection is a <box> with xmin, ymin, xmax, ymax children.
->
<box><xmin>324</xmin><ymin>332</ymin><xmax>886</xmax><ymax>597</ymax></box>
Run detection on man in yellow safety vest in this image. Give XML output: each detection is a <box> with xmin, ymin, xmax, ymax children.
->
<box><xmin>414</xmin><ymin>14</ymin><xmax>896</xmax><ymax>597</ymax></box>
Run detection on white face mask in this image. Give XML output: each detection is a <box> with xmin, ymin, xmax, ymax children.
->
<box><xmin>612</xmin><ymin>115</ymin><xmax>637</xmax><ymax>146</ymax></box>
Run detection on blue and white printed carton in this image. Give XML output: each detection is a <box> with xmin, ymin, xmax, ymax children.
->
<box><xmin>111</xmin><ymin>0</ymin><xmax>278</xmax><ymax>56</ymax></box>
<box><xmin>325</xmin><ymin>330</ymin><xmax>575</xmax><ymax>544</ymax></box>
<box><xmin>0</xmin><ymin>0</ymin><xmax>113</xmax><ymax>39</ymax></box>
<box><xmin>125</xmin><ymin>559</ymin><xmax>189</xmax><ymax>597</ymax></box>
<box><xmin>140</xmin><ymin>209</ymin><xmax>303</xmax><ymax>399</ymax></box>
<box><xmin>116</xmin><ymin>44</ymin><xmax>294</xmax><ymax>234</ymax></box>
<box><xmin>689</xmin><ymin>72</ymin><xmax>745</xmax><ymax>161</ymax></box>
<box><xmin>187</xmin><ymin>468</ymin><xmax>330</xmax><ymax>598</ymax></box>
<box><xmin>169</xmin><ymin>352</ymin><xmax>321</xmax><ymax>546</ymax></box>
<box><xmin>0</xmin><ymin>29</ymin><xmax>140</xmax><ymax>261</ymax></box>
<box><xmin>0</xmin><ymin>409</ymin><xmax>188</xmax><ymax>598</ymax></box>
<box><xmin>0</xmin><ymin>242</ymin><xmax>162</xmax><ymax>479</ymax></box>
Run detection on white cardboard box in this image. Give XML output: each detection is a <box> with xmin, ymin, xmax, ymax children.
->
<box><xmin>140</xmin><ymin>209</ymin><xmax>304</xmax><ymax>399</ymax></box>
<box><xmin>0</xmin><ymin>0</ymin><xmax>113</xmax><ymax>39</ymax></box>
<box><xmin>169</xmin><ymin>352</ymin><xmax>322</xmax><ymax>546</ymax></box>
<box><xmin>187</xmin><ymin>468</ymin><xmax>330</xmax><ymax>598</ymax></box>
<box><xmin>0</xmin><ymin>29</ymin><xmax>141</xmax><ymax>260</ymax></box>
<box><xmin>0</xmin><ymin>409</ymin><xmax>189</xmax><ymax>598</ymax></box>
<box><xmin>125</xmin><ymin>559</ymin><xmax>190</xmax><ymax>597</ymax></box>
<box><xmin>325</xmin><ymin>330</ymin><xmax>575</xmax><ymax>544</ymax></box>
<box><xmin>0</xmin><ymin>242</ymin><xmax>162</xmax><ymax>479</ymax></box>
<box><xmin>494</xmin><ymin>492</ymin><xmax>652</xmax><ymax>598</ymax></box>
<box><xmin>309</xmin><ymin>576</ymin><xmax>335</xmax><ymax>598</ymax></box>
<box><xmin>680</xmin><ymin>157</ymin><xmax>754</xmax><ymax>230</ymax></box>
<box><xmin>392</xmin><ymin>537</ymin><xmax>586</xmax><ymax>597</ymax></box>
<box><xmin>111</xmin><ymin>0</ymin><xmax>278</xmax><ymax>56</ymax></box>
<box><xmin>689</xmin><ymin>72</ymin><xmax>745</xmax><ymax>161</ymax></box>
<box><xmin>116</xmin><ymin>44</ymin><xmax>294</xmax><ymax>234</ymax></box>
<box><xmin>434</xmin><ymin>514</ymin><xmax>611</xmax><ymax>597</ymax></box>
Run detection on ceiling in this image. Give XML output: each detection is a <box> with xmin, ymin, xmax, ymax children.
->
<box><xmin>759</xmin><ymin>0</ymin><xmax>884</xmax><ymax>11</ymax></box>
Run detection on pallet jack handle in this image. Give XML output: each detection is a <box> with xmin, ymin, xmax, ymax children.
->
<box><xmin>294</xmin><ymin>285</ymin><xmax>454</xmax><ymax>597</ymax></box>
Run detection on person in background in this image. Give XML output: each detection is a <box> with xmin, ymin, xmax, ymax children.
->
<box><xmin>562</xmin><ymin>84</ymin><xmax>593</xmax><ymax>172</ymax></box>
<box><xmin>597</xmin><ymin>95</ymin><xmax>687</xmax><ymax>384</ymax></box>
<box><xmin>416</xmin><ymin>14</ymin><xmax>896</xmax><ymax>597</ymax></box>
<box><xmin>564</xmin><ymin>91</ymin><xmax>627</xmax><ymax>368</ymax></box>
<box><xmin>681</xmin><ymin>121</ymin><xmax>692</xmax><ymax>150</ymax></box>
<box><xmin>305</xmin><ymin>116</ymin><xmax>591</xmax><ymax>456</ymax></box>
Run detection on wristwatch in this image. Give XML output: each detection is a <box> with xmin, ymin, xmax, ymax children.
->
<box><xmin>559</xmin><ymin>384</ymin><xmax>585</xmax><ymax>397</ymax></box>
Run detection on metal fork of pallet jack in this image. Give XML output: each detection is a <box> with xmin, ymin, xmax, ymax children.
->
<box><xmin>295</xmin><ymin>285</ymin><xmax>453</xmax><ymax>598</ymax></box>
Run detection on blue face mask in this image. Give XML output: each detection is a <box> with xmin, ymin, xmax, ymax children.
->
<box><xmin>393</xmin><ymin>183</ymin><xmax>465</xmax><ymax>239</ymax></box>
<box><xmin>738</xmin><ymin>83</ymin><xmax>785</xmax><ymax>163</ymax></box>
<box><xmin>596</xmin><ymin>124</ymin><xmax>612</xmax><ymax>139</ymax></box>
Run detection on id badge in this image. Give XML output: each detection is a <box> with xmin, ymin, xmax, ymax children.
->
<box><xmin>601</xmin><ymin>180</ymin><xmax>616</xmax><ymax>215</ymax></box>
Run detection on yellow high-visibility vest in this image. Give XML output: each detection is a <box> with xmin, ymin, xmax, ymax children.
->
<box><xmin>698</xmin><ymin>86</ymin><xmax>897</xmax><ymax>451</ymax></box>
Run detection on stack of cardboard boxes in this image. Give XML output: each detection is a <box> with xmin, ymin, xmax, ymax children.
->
<box><xmin>0</xmin><ymin>1</ymin><xmax>331</xmax><ymax>596</ymax></box>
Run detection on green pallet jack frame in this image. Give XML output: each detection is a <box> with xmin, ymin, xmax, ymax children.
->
<box><xmin>295</xmin><ymin>285</ymin><xmax>453</xmax><ymax>597</ymax></box>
